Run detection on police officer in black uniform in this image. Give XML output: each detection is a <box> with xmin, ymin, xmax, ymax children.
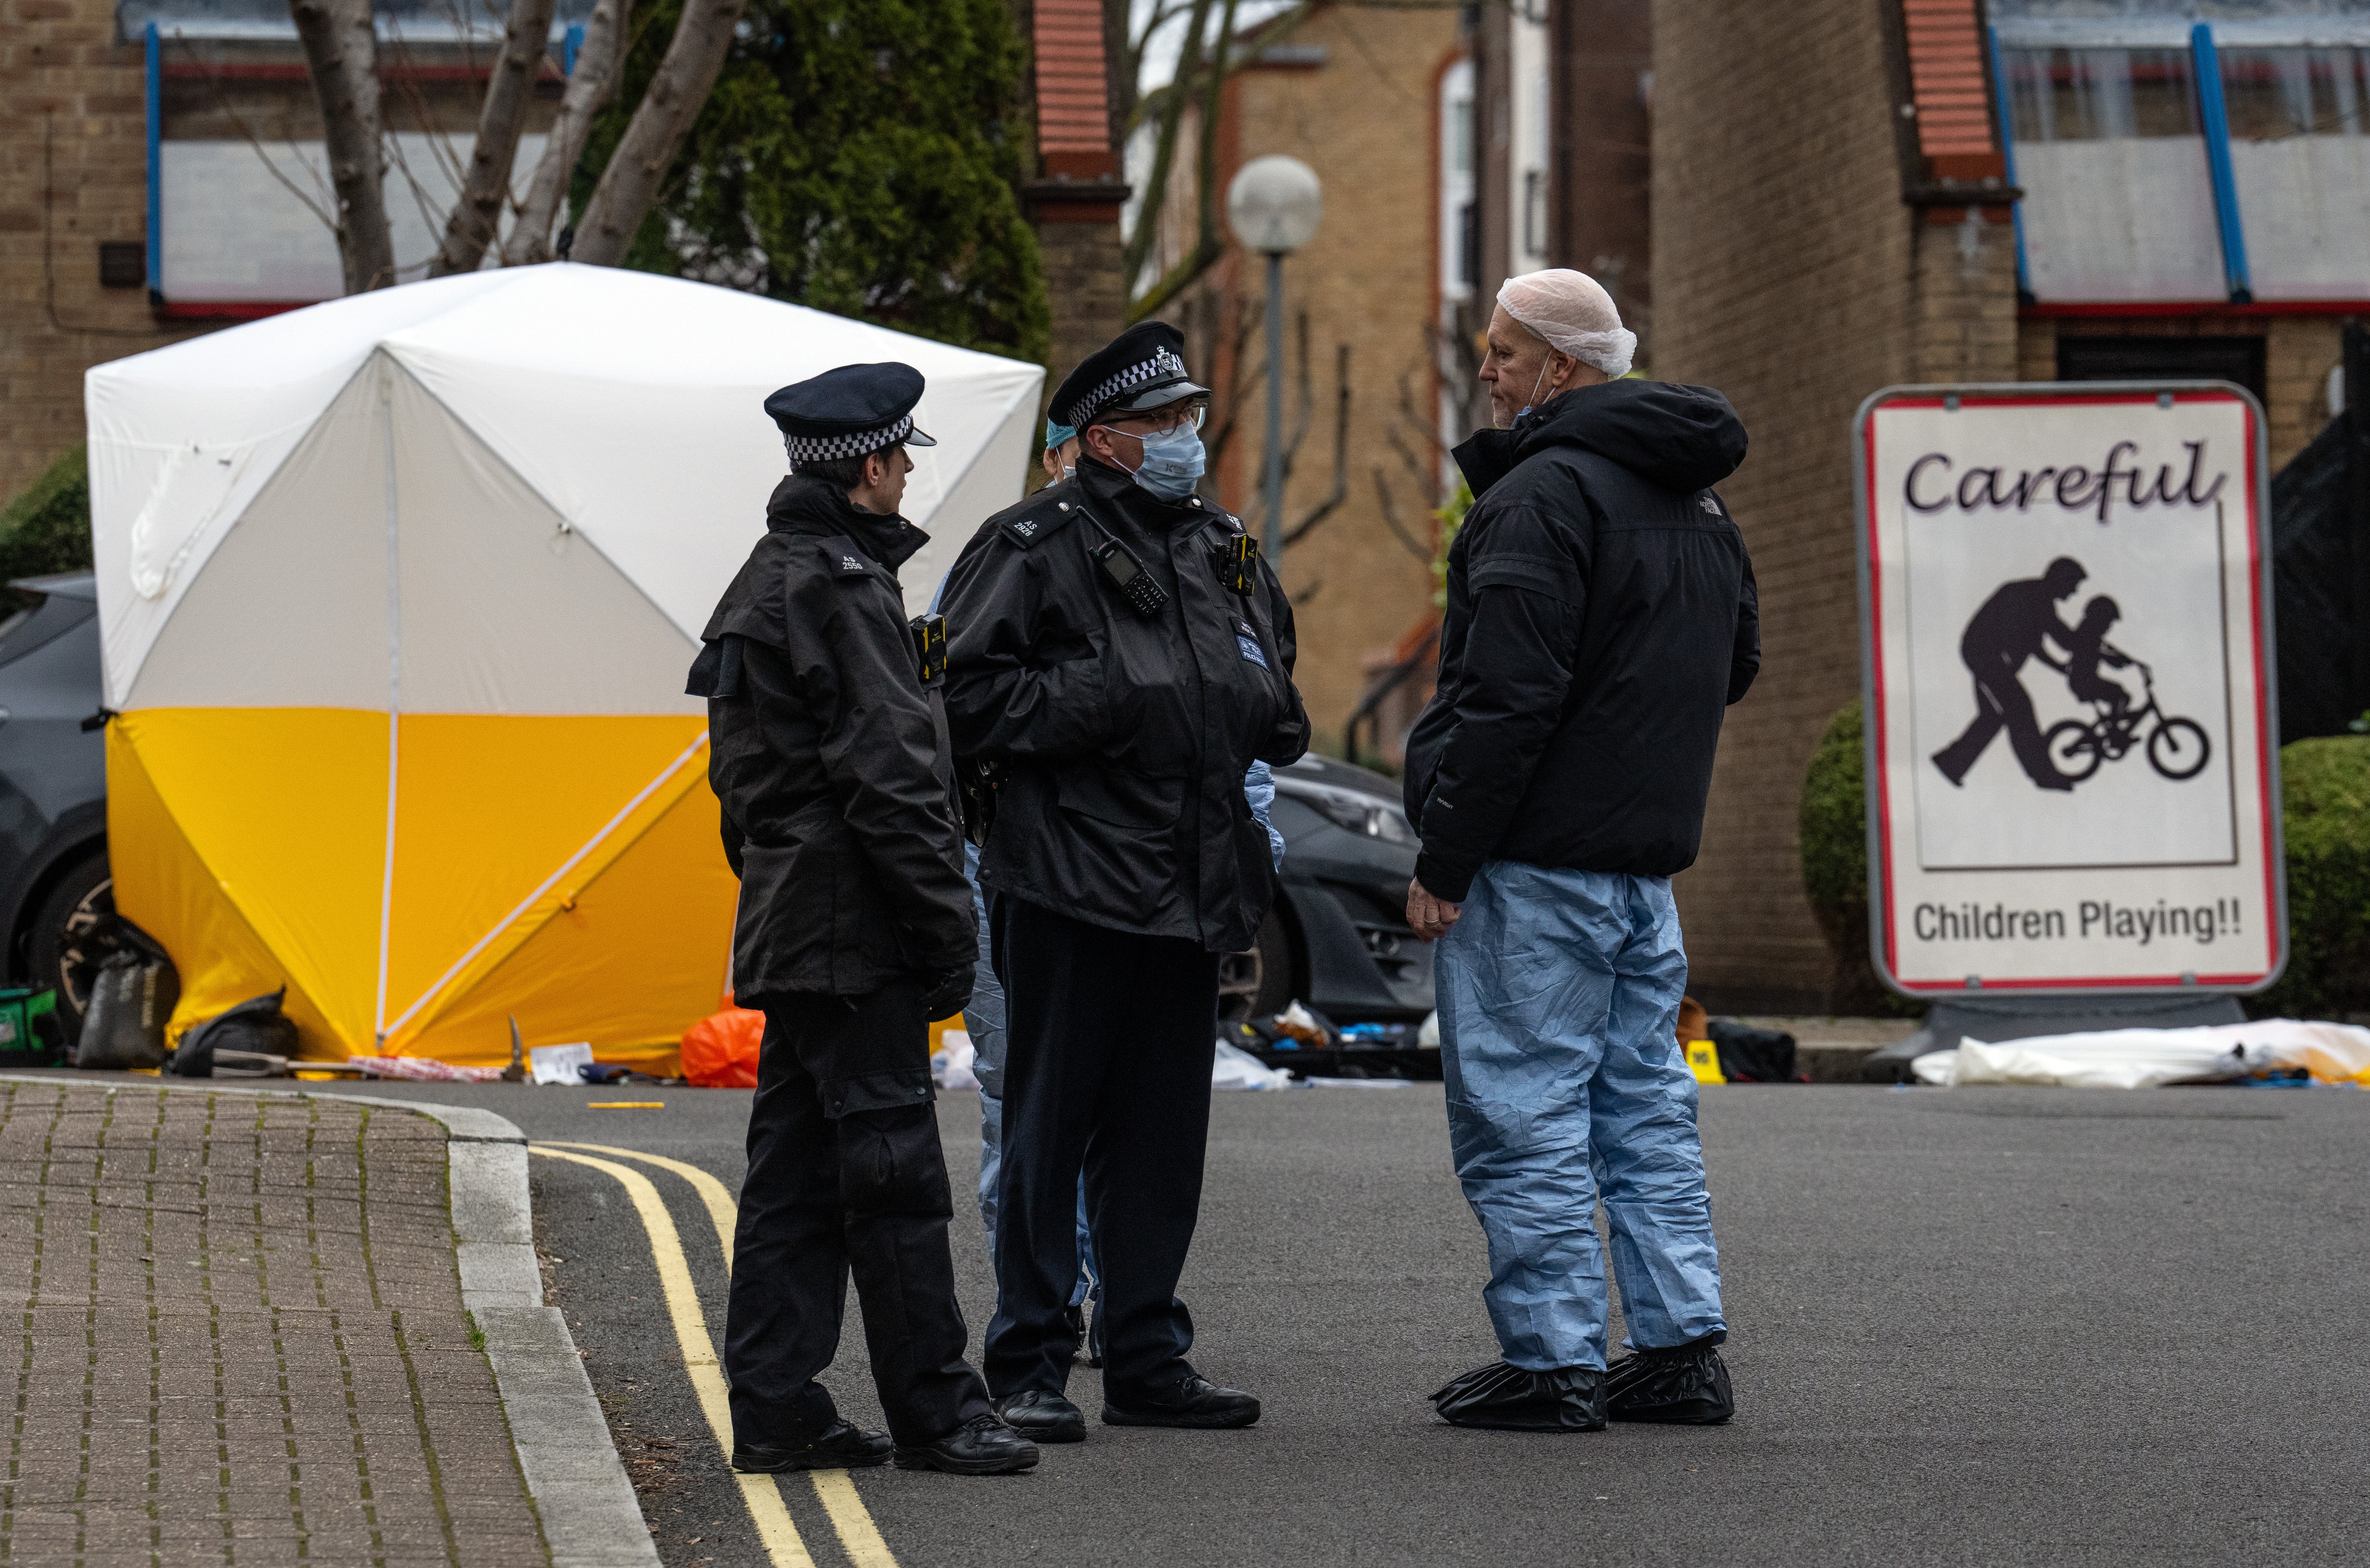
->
<box><xmin>938</xmin><ymin>323</ymin><xmax>1311</xmax><ymax>1441</ymax></box>
<box><xmin>693</xmin><ymin>363</ymin><xmax>1036</xmax><ymax>1478</ymax></box>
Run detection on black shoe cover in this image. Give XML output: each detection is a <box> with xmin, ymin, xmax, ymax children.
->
<box><xmin>1429</xmin><ymin>1361</ymin><xmax>1606</xmax><ymax>1431</ymax></box>
<box><xmin>1604</xmin><ymin>1332</ymin><xmax>1734</xmax><ymax>1424</ymax></box>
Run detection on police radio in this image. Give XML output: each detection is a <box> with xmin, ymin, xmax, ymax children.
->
<box><xmin>1217</xmin><ymin>533</ymin><xmax>1260</xmax><ymax>596</ymax></box>
<box><xmin>1086</xmin><ymin>531</ymin><xmax>1170</xmax><ymax>617</ymax></box>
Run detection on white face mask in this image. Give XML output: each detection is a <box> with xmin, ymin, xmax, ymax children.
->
<box><xmin>1518</xmin><ymin>356</ymin><xmax>1553</xmax><ymax>421</ymax></box>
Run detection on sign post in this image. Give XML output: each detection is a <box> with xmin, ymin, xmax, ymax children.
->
<box><xmin>1855</xmin><ymin>382</ymin><xmax>2284</xmax><ymax>1003</ymax></box>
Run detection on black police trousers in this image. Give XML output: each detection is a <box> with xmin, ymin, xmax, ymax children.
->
<box><xmin>722</xmin><ymin>981</ymin><xmax>991</xmax><ymax>1447</ymax></box>
<box><xmin>982</xmin><ymin>894</ymin><xmax>1221</xmax><ymax>1401</ymax></box>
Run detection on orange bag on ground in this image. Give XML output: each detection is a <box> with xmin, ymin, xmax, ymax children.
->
<box><xmin>680</xmin><ymin>1004</ymin><xmax>763</xmax><ymax>1088</ymax></box>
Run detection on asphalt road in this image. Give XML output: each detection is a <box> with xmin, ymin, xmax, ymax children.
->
<box><xmin>142</xmin><ymin>1076</ymin><xmax>2370</xmax><ymax>1565</ymax></box>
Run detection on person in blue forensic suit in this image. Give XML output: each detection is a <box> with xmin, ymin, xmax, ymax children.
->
<box><xmin>1402</xmin><ymin>270</ymin><xmax>1759</xmax><ymax>1433</ymax></box>
<box><xmin>936</xmin><ymin>414</ymin><xmax>1286</xmax><ymax>1366</ymax></box>
<box><xmin>939</xmin><ymin>323</ymin><xmax>1309</xmax><ymax>1443</ymax></box>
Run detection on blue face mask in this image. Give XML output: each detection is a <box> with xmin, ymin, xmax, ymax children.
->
<box><xmin>1129</xmin><ymin>424</ymin><xmax>1206</xmax><ymax>501</ymax></box>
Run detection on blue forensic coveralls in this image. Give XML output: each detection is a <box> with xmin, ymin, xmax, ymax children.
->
<box><xmin>1403</xmin><ymin>378</ymin><xmax>1760</xmax><ymax>1374</ymax></box>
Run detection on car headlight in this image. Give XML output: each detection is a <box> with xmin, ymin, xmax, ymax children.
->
<box><xmin>1278</xmin><ymin>780</ymin><xmax>1417</xmax><ymax>845</ymax></box>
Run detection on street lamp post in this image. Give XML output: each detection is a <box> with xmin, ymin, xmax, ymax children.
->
<box><xmin>1225</xmin><ymin>155</ymin><xmax>1323</xmax><ymax>564</ymax></box>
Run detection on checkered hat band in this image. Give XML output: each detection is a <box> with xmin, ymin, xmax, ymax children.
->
<box><xmin>1073</xmin><ymin>347</ymin><xmax>1186</xmax><ymax>424</ymax></box>
<box><xmin>788</xmin><ymin>414</ymin><xmax>912</xmax><ymax>464</ymax></box>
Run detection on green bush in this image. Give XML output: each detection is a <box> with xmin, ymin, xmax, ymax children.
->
<box><xmin>1798</xmin><ymin>701</ymin><xmax>2370</xmax><ymax>1020</ymax></box>
<box><xmin>2253</xmin><ymin>735</ymin><xmax>2370</xmax><ymax>1020</ymax></box>
<box><xmin>1797</xmin><ymin>700</ymin><xmax>1914</xmax><ymax>1015</ymax></box>
<box><xmin>0</xmin><ymin>446</ymin><xmax>95</xmax><ymax>585</ymax></box>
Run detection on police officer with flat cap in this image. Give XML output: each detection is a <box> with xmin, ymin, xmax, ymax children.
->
<box><xmin>938</xmin><ymin>322</ymin><xmax>1311</xmax><ymax>1440</ymax></box>
<box><xmin>692</xmin><ymin>362</ymin><xmax>1036</xmax><ymax>1478</ymax></box>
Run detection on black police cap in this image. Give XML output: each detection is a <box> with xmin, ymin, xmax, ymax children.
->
<box><xmin>763</xmin><ymin>362</ymin><xmax>938</xmax><ymax>464</ymax></box>
<box><xmin>1049</xmin><ymin>322</ymin><xmax>1211</xmax><ymax>431</ymax></box>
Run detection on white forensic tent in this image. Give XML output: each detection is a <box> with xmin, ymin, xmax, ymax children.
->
<box><xmin>85</xmin><ymin>264</ymin><xmax>1043</xmax><ymax>1069</ymax></box>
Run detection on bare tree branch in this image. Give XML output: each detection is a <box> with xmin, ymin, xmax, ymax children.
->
<box><xmin>431</xmin><ymin>0</ymin><xmax>557</xmax><ymax>275</ymax></box>
<box><xmin>569</xmin><ymin>0</ymin><xmax>749</xmax><ymax>267</ymax></box>
<box><xmin>1368</xmin><ymin>466</ymin><xmax>1437</xmax><ymax>565</ymax></box>
<box><xmin>288</xmin><ymin>0</ymin><xmax>396</xmax><ymax>292</ymax></box>
<box><xmin>1282</xmin><ymin>341</ymin><xmax>1350</xmax><ymax>548</ymax></box>
<box><xmin>1122</xmin><ymin>0</ymin><xmax>1211</xmax><ymax>290</ymax></box>
<box><xmin>507</xmin><ymin>0</ymin><xmax>628</xmax><ymax>264</ymax></box>
<box><xmin>169</xmin><ymin>33</ymin><xmax>338</xmax><ymax>233</ymax></box>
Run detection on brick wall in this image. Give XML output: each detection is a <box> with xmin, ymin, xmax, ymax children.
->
<box><xmin>1038</xmin><ymin>219</ymin><xmax>1127</xmax><ymax>403</ymax></box>
<box><xmin>1208</xmin><ymin>4</ymin><xmax>1460</xmax><ymax>749</ymax></box>
<box><xmin>0</xmin><ymin>0</ymin><xmax>198</xmax><ymax>503</ymax></box>
<box><xmin>1653</xmin><ymin>0</ymin><xmax>1927</xmax><ymax>1012</ymax></box>
<box><xmin>2022</xmin><ymin>312</ymin><xmax>2346</xmax><ymax>470</ymax></box>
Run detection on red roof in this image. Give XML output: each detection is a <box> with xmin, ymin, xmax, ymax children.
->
<box><xmin>1035</xmin><ymin>0</ymin><xmax>1111</xmax><ymax>155</ymax></box>
<box><xmin>1903</xmin><ymin>0</ymin><xmax>1997</xmax><ymax>164</ymax></box>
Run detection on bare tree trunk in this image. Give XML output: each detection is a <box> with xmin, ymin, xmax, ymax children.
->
<box><xmin>505</xmin><ymin>0</ymin><xmax>628</xmax><ymax>264</ymax></box>
<box><xmin>567</xmin><ymin>0</ymin><xmax>747</xmax><ymax>268</ymax></box>
<box><xmin>289</xmin><ymin>0</ymin><xmax>396</xmax><ymax>293</ymax></box>
<box><xmin>429</xmin><ymin>0</ymin><xmax>559</xmax><ymax>276</ymax></box>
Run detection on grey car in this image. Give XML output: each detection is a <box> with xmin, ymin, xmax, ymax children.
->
<box><xmin>1232</xmin><ymin>754</ymin><xmax>1434</xmax><ymax>1024</ymax></box>
<box><xmin>0</xmin><ymin>573</ymin><xmax>111</xmax><ymax>1037</ymax></box>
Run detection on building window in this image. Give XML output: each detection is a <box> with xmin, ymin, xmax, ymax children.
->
<box><xmin>2005</xmin><ymin>47</ymin><xmax>2225</xmax><ymax>301</ymax></box>
<box><xmin>1522</xmin><ymin>170</ymin><xmax>1545</xmax><ymax>261</ymax></box>
<box><xmin>2218</xmin><ymin>46</ymin><xmax>2370</xmax><ymax>299</ymax></box>
<box><xmin>2057</xmin><ymin>334</ymin><xmax>2267</xmax><ymax>407</ymax></box>
<box><xmin>1440</xmin><ymin>58</ymin><xmax>1475</xmax><ymax>304</ymax></box>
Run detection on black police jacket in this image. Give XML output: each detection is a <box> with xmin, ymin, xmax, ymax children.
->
<box><xmin>939</xmin><ymin>459</ymin><xmax>1310</xmax><ymax>953</ymax></box>
<box><xmin>688</xmin><ymin>474</ymin><xmax>974</xmax><ymax>1003</ymax></box>
<box><xmin>1404</xmin><ymin>378</ymin><xmax>1761</xmax><ymax>901</ymax></box>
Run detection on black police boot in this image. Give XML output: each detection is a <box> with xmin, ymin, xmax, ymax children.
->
<box><xmin>891</xmin><ymin>1414</ymin><xmax>1040</xmax><ymax>1476</ymax></box>
<box><xmin>1605</xmin><ymin>1332</ymin><xmax>1734</xmax><ymax>1424</ymax></box>
<box><xmin>1101</xmin><ymin>1374</ymin><xmax>1260</xmax><ymax>1429</ymax></box>
<box><xmin>1429</xmin><ymin>1361</ymin><xmax>1607</xmax><ymax>1432</ymax></box>
<box><xmin>993</xmin><ymin>1390</ymin><xmax>1087</xmax><ymax>1444</ymax></box>
<box><xmin>731</xmin><ymin>1420</ymin><xmax>892</xmax><ymax>1472</ymax></box>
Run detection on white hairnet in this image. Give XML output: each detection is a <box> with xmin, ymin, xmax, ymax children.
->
<box><xmin>1496</xmin><ymin>269</ymin><xmax>1636</xmax><ymax>380</ymax></box>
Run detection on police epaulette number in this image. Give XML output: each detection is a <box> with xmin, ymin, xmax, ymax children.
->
<box><xmin>997</xmin><ymin>503</ymin><xmax>1076</xmax><ymax>550</ymax></box>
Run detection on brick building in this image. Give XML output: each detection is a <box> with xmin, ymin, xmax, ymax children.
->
<box><xmin>0</xmin><ymin>0</ymin><xmax>191</xmax><ymax>504</ymax></box>
<box><xmin>1160</xmin><ymin>1</ymin><xmax>1465</xmax><ymax>746</ymax></box>
<box><xmin>2</xmin><ymin>0</ymin><xmax>580</xmax><ymax>506</ymax></box>
<box><xmin>1654</xmin><ymin>0</ymin><xmax>2365</xmax><ymax>1011</ymax></box>
<box><xmin>1018</xmin><ymin>0</ymin><xmax>1129</xmax><ymax>395</ymax></box>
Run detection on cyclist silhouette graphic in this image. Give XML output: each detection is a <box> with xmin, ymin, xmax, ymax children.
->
<box><xmin>1931</xmin><ymin>557</ymin><xmax>2087</xmax><ymax>791</ymax></box>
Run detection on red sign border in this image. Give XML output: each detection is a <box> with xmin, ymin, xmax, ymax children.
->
<box><xmin>1854</xmin><ymin>383</ymin><xmax>2286</xmax><ymax>996</ymax></box>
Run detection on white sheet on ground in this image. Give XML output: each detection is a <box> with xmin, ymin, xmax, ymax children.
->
<box><xmin>1213</xmin><ymin>1040</ymin><xmax>1299</xmax><ymax>1091</ymax></box>
<box><xmin>1910</xmin><ymin>1019</ymin><xmax>2370</xmax><ymax>1089</ymax></box>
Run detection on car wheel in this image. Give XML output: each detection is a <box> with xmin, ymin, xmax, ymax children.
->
<box><xmin>1247</xmin><ymin>908</ymin><xmax>1299</xmax><ymax>1018</ymax></box>
<box><xmin>27</xmin><ymin>851</ymin><xmax>112</xmax><ymax>1043</ymax></box>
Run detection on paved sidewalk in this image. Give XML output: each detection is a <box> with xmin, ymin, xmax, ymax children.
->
<box><xmin>0</xmin><ymin>1080</ymin><xmax>549</xmax><ymax>1567</ymax></box>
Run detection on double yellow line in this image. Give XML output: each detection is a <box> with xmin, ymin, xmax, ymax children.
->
<box><xmin>529</xmin><ymin>1143</ymin><xmax>897</xmax><ymax>1568</ymax></box>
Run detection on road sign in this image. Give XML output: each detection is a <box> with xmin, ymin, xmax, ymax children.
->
<box><xmin>1855</xmin><ymin>383</ymin><xmax>2284</xmax><ymax>997</ymax></box>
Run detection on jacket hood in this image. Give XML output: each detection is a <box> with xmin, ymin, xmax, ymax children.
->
<box><xmin>765</xmin><ymin>473</ymin><xmax>928</xmax><ymax>572</ymax></box>
<box><xmin>1455</xmin><ymin>379</ymin><xmax>1748</xmax><ymax>498</ymax></box>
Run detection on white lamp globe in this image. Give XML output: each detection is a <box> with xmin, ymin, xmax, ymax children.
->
<box><xmin>1227</xmin><ymin>155</ymin><xmax>1324</xmax><ymax>255</ymax></box>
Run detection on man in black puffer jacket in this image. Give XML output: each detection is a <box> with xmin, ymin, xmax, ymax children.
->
<box><xmin>1405</xmin><ymin>271</ymin><xmax>1758</xmax><ymax>1436</ymax></box>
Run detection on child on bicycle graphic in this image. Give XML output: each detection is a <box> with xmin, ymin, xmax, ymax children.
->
<box><xmin>2061</xmin><ymin>596</ymin><xmax>2138</xmax><ymax>728</ymax></box>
